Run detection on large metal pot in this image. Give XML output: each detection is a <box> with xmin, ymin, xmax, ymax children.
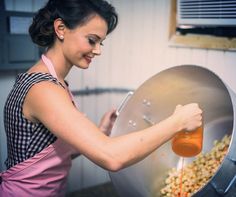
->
<box><xmin>109</xmin><ymin>65</ymin><xmax>236</xmax><ymax>197</ymax></box>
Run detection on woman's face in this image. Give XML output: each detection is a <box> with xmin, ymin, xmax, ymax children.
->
<box><xmin>62</xmin><ymin>15</ymin><xmax>108</xmax><ymax>69</ymax></box>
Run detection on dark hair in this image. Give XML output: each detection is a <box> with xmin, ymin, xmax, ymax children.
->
<box><xmin>29</xmin><ymin>0</ymin><xmax>118</xmax><ymax>47</ymax></box>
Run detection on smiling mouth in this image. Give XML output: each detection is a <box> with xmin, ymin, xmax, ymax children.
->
<box><xmin>84</xmin><ymin>55</ymin><xmax>92</xmax><ymax>64</ymax></box>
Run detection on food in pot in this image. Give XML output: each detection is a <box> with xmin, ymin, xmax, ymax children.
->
<box><xmin>158</xmin><ymin>134</ymin><xmax>231</xmax><ymax>197</ymax></box>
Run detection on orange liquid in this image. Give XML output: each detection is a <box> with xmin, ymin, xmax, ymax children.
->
<box><xmin>172</xmin><ymin>126</ymin><xmax>203</xmax><ymax>157</ymax></box>
<box><xmin>180</xmin><ymin>158</ymin><xmax>183</xmax><ymax>197</ymax></box>
<box><xmin>173</xmin><ymin>157</ymin><xmax>187</xmax><ymax>197</ymax></box>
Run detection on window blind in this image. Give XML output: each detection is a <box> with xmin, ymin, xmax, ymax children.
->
<box><xmin>177</xmin><ymin>0</ymin><xmax>236</xmax><ymax>26</ymax></box>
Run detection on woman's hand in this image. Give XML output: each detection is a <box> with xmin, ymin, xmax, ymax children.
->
<box><xmin>172</xmin><ymin>103</ymin><xmax>203</xmax><ymax>132</ymax></box>
<box><xmin>99</xmin><ymin>108</ymin><xmax>117</xmax><ymax>136</ymax></box>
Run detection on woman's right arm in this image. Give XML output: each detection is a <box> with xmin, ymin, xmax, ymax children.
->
<box><xmin>24</xmin><ymin>81</ymin><xmax>202</xmax><ymax>171</ymax></box>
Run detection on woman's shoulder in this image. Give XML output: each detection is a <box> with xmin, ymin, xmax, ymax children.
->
<box><xmin>16</xmin><ymin>72</ymin><xmax>59</xmax><ymax>87</ymax></box>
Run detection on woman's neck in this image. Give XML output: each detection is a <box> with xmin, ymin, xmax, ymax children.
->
<box><xmin>45</xmin><ymin>48</ymin><xmax>72</xmax><ymax>81</ymax></box>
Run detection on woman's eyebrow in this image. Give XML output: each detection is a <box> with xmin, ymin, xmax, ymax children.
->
<box><xmin>89</xmin><ymin>34</ymin><xmax>106</xmax><ymax>41</ymax></box>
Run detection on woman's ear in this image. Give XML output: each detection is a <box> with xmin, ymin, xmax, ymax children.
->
<box><xmin>54</xmin><ymin>18</ymin><xmax>65</xmax><ymax>40</ymax></box>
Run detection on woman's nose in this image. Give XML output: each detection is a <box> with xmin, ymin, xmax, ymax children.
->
<box><xmin>92</xmin><ymin>44</ymin><xmax>102</xmax><ymax>56</ymax></box>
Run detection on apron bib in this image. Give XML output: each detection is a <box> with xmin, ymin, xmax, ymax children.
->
<box><xmin>0</xmin><ymin>55</ymin><xmax>78</xmax><ymax>197</ymax></box>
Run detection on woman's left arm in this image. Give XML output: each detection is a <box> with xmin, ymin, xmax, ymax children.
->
<box><xmin>98</xmin><ymin>108</ymin><xmax>117</xmax><ymax>136</ymax></box>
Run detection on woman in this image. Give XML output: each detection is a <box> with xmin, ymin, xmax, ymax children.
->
<box><xmin>0</xmin><ymin>0</ymin><xmax>202</xmax><ymax>196</ymax></box>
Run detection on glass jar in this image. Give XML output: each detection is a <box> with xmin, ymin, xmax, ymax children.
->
<box><xmin>171</xmin><ymin>126</ymin><xmax>203</xmax><ymax>157</ymax></box>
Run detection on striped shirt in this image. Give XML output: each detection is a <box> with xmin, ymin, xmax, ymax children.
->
<box><xmin>4</xmin><ymin>72</ymin><xmax>64</xmax><ymax>169</ymax></box>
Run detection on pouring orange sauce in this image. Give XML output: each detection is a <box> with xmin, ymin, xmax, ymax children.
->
<box><xmin>178</xmin><ymin>157</ymin><xmax>187</xmax><ymax>197</ymax></box>
<box><xmin>172</xmin><ymin>126</ymin><xmax>203</xmax><ymax>196</ymax></box>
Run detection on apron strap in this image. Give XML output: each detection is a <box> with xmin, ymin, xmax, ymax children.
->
<box><xmin>41</xmin><ymin>54</ymin><xmax>78</xmax><ymax>108</ymax></box>
<box><xmin>41</xmin><ymin>54</ymin><xmax>58</xmax><ymax>79</ymax></box>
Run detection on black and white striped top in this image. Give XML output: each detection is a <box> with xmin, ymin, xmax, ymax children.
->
<box><xmin>4</xmin><ymin>72</ymin><xmax>64</xmax><ymax>169</ymax></box>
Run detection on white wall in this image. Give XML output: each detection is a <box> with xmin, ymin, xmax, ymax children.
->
<box><xmin>1</xmin><ymin>0</ymin><xmax>236</xmax><ymax>194</ymax></box>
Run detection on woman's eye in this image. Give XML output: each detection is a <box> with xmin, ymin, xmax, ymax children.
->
<box><xmin>88</xmin><ymin>37</ymin><xmax>104</xmax><ymax>47</ymax></box>
<box><xmin>88</xmin><ymin>38</ymin><xmax>96</xmax><ymax>46</ymax></box>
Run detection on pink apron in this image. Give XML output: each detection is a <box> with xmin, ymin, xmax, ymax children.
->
<box><xmin>0</xmin><ymin>55</ymin><xmax>78</xmax><ymax>197</ymax></box>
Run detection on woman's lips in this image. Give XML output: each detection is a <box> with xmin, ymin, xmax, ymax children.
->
<box><xmin>84</xmin><ymin>56</ymin><xmax>92</xmax><ymax>64</ymax></box>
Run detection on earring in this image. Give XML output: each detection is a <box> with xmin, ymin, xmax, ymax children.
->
<box><xmin>59</xmin><ymin>35</ymin><xmax>64</xmax><ymax>40</ymax></box>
